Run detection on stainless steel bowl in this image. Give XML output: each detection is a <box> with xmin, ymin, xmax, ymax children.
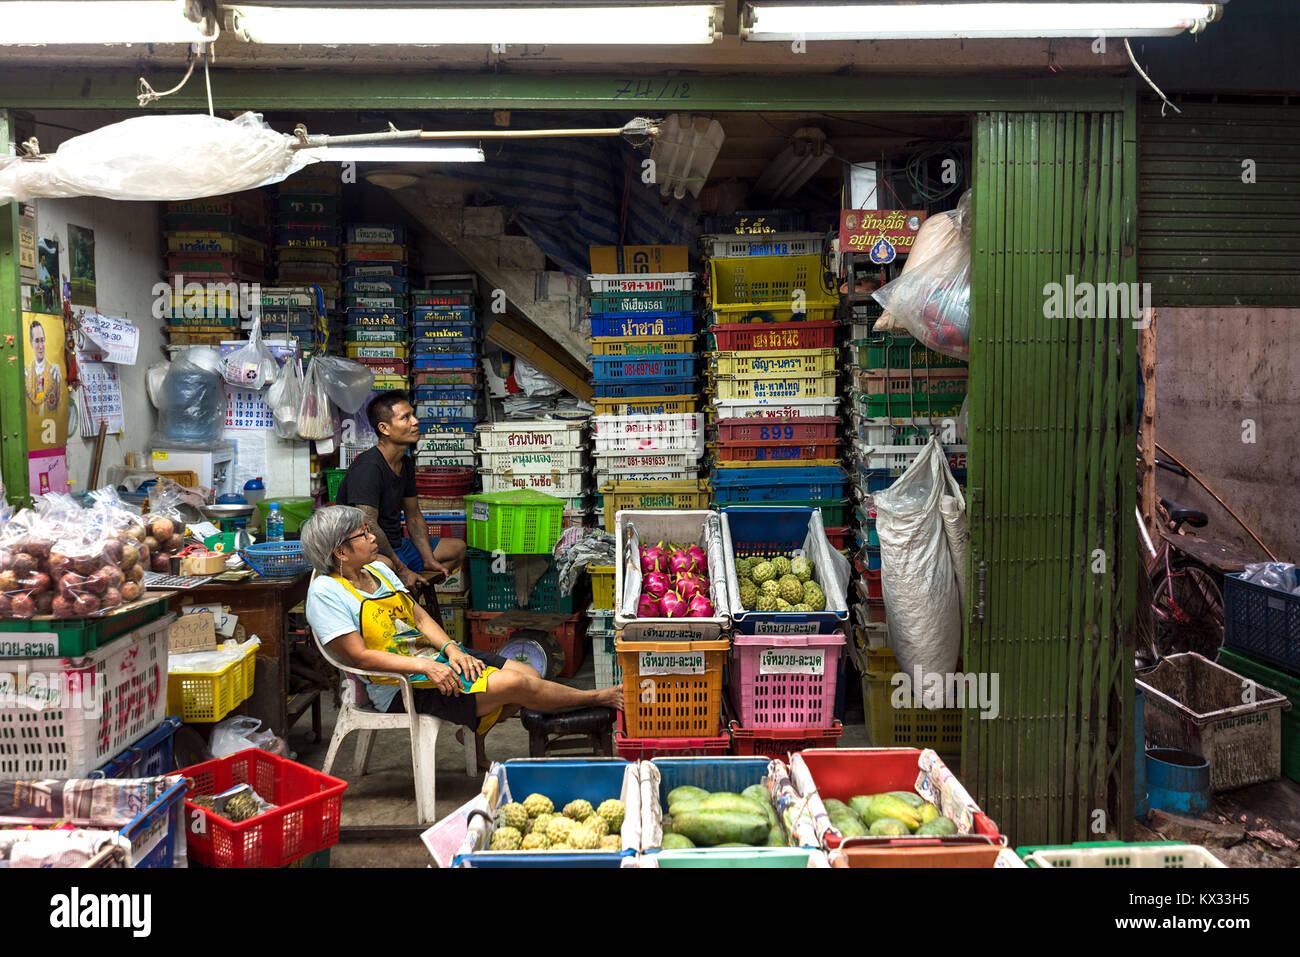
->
<box><xmin>200</xmin><ymin>503</ymin><xmax>257</xmax><ymax>521</ymax></box>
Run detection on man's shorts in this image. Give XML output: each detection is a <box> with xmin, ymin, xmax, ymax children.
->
<box><xmin>394</xmin><ymin>537</ymin><xmax>442</xmax><ymax>573</ymax></box>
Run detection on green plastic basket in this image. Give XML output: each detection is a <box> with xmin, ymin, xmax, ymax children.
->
<box><xmin>1217</xmin><ymin>647</ymin><xmax>1300</xmax><ymax>783</ymax></box>
<box><xmin>464</xmin><ymin>489</ymin><xmax>564</xmax><ymax>555</ymax></box>
<box><xmin>652</xmin><ymin>848</ymin><xmax>818</xmax><ymax>868</ymax></box>
<box><xmin>465</xmin><ymin>549</ymin><xmax>578</xmax><ymax>614</ymax></box>
<box><xmin>325</xmin><ymin>468</ymin><xmax>347</xmax><ymax>503</ymax></box>
<box><xmin>0</xmin><ymin>594</ymin><xmax>171</xmax><ymax>658</ymax></box>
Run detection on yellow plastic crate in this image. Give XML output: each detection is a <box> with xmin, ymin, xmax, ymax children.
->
<box><xmin>599</xmin><ymin>479</ymin><xmax>712</xmax><ymax>533</ymax></box>
<box><xmin>709</xmin><ymin>255</ymin><xmax>837</xmax><ymax>323</ymax></box>
<box><xmin>591</xmin><ymin>335</ymin><xmax>696</xmax><ymax>357</ymax></box>
<box><xmin>715</xmin><ymin>370</ymin><xmax>839</xmax><ymax>401</ymax></box>
<box><xmin>859</xmin><ymin>645</ymin><xmax>962</xmax><ymax>752</ymax></box>
<box><xmin>591</xmin><ymin>395</ymin><xmax>699</xmax><ymax>417</ymax></box>
<box><xmin>167</xmin><ymin>641</ymin><xmax>259</xmax><ymax>723</ymax></box>
<box><xmin>711</xmin><ymin>348</ymin><xmax>838</xmax><ymax>376</ymax></box>
<box><xmin>589</xmin><ymin>564</ymin><xmax>616</xmax><ymax>610</ymax></box>
<box><xmin>438</xmin><ymin>596</ymin><xmax>467</xmax><ymax>645</ymax></box>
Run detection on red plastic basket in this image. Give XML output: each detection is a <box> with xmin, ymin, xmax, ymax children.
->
<box><xmin>414</xmin><ymin>370</ymin><xmax>481</xmax><ymax>387</ymax></box>
<box><xmin>415</xmin><ymin>466</ymin><xmax>476</xmax><ymax>496</ymax></box>
<box><xmin>795</xmin><ymin>748</ymin><xmax>1002</xmax><ymax>851</ymax></box>
<box><xmin>729</xmin><ymin>720</ymin><xmax>843</xmax><ymax>761</ymax></box>
<box><xmin>709</xmin><ymin>320</ymin><xmax>836</xmax><ymax>351</ymax></box>
<box><xmin>467</xmin><ymin>609</ymin><xmax>585</xmax><ymax>678</ymax></box>
<box><xmin>180</xmin><ymin>749</ymin><xmax>347</xmax><ymax>867</ymax></box>
<box><xmin>425</xmin><ymin>519</ymin><xmax>468</xmax><ymax>540</ymax></box>
<box><xmin>824</xmin><ymin>526</ymin><xmax>850</xmax><ymax>550</ymax></box>
<box><xmin>728</xmin><ymin>633</ymin><xmax>845</xmax><ymax>728</ymax></box>
<box><xmin>862</xmin><ymin>568</ymin><xmax>882</xmax><ymax>599</ymax></box>
<box><xmin>715</xmin><ymin>439</ymin><xmax>841</xmax><ymax>463</ymax></box>
<box><xmin>716</xmin><ymin>416</ymin><xmax>839</xmax><ymax>443</ymax></box>
<box><xmin>614</xmin><ymin>713</ymin><xmax>730</xmax><ymax>760</ymax></box>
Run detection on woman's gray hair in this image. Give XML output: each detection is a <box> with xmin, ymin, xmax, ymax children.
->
<box><xmin>300</xmin><ymin>505</ymin><xmax>366</xmax><ymax>575</ymax></box>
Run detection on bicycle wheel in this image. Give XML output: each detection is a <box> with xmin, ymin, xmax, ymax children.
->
<box><xmin>1149</xmin><ymin>558</ymin><xmax>1224</xmax><ymax>662</ymax></box>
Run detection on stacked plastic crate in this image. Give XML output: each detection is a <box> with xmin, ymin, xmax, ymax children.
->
<box><xmin>161</xmin><ymin>191</ymin><xmax>268</xmax><ymax>349</ymax></box>
<box><xmin>343</xmin><ymin>225</ymin><xmax>412</xmax><ymax>394</ymax></box>
<box><xmin>274</xmin><ymin>175</ymin><xmax>342</xmax><ymax>350</ymax></box>
<box><xmin>587</xmin><ymin>271</ymin><xmax>711</xmax><ymax>533</ymax></box>
<box><xmin>703</xmin><ymin>247</ymin><xmax>848</xmax><ymax>527</ymax></box>
<box><xmin>476</xmin><ymin>420</ymin><xmax>589</xmax><ymax>530</ymax></box>
<box><xmin>841</xmin><ymin>252</ymin><xmax>967</xmax><ymax>751</ymax></box>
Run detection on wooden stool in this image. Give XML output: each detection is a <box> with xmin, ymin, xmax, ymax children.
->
<box><xmin>519</xmin><ymin>706</ymin><xmax>617</xmax><ymax>758</ymax></box>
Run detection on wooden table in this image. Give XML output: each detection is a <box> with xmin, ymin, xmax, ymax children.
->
<box><xmin>168</xmin><ymin>572</ymin><xmax>310</xmax><ymax>737</ymax></box>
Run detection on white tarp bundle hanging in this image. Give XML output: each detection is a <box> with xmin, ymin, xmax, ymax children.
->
<box><xmin>0</xmin><ymin>112</ymin><xmax>319</xmax><ymax>205</ymax></box>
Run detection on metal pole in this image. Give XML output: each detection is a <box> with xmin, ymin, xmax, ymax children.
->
<box><xmin>0</xmin><ymin>109</ymin><xmax>29</xmax><ymax>507</ymax></box>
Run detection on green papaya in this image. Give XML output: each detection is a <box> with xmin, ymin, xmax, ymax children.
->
<box><xmin>766</xmin><ymin>825</ymin><xmax>786</xmax><ymax>847</ymax></box>
<box><xmin>741</xmin><ymin>785</ymin><xmax>778</xmax><ymax>828</ymax></box>
<box><xmin>866</xmin><ymin>794</ymin><xmax>922</xmax><ymax>830</ymax></box>
<box><xmin>672</xmin><ymin>809</ymin><xmax>769</xmax><ymax>847</ymax></box>
<box><xmin>698</xmin><ymin>793</ymin><xmax>773</xmax><ymax>820</ymax></box>
<box><xmin>916</xmin><ymin>816</ymin><xmax>958</xmax><ymax>836</ymax></box>
<box><xmin>662</xmin><ymin>814</ymin><xmax>675</xmax><ymax>834</ymax></box>
<box><xmin>823</xmin><ymin>798</ymin><xmax>852</xmax><ymax>817</ymax></box>
<box><xmin>661</xmin><ymin>832</ymin><xmax>696</xmax><ymax>849</ymax></box>
<box><xmin>869</xmin><ymin>817</ymin><xmax>911</xmax><ymax>836</ymax></box>
<box><xmin>668</xmin><ymin>785</ymin><xmax>710</xmax><ymax>806</ymax></box>
<box><xmin>887</xmin><ymin>790</ymin><xmax>927</xmax><ymax>809</ymax></box>
<box><xmin>849</xmin><ymin>795</ymin><xmax>879</xmax><ymax>824</ymax></box>
<box><xmin>829</xmin><ymin>810</ymin><xmax>868</xmax><ymax>838</ymax></box>
<box><xmin>918</xmin><ymin>803</ymin><xmax>940</xmax><ymax>825</ymax></box>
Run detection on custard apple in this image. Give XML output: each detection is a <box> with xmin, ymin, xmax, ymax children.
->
<box><xmin>521</xmin><ymin>832</ymin><xmax>550</xmax><ymax>850</ymax></box>
<box><xmin>546</xmin><ymin>817</ymin><xmax>576</xmax><ymax>844</ymax></box>
<box><xmin>584</xmin><ymin>814</ymin><xmax>609</xmax><ymax>839</ymax></box>
<box><xmin>533</xmin><ymin>812</ymin><xmax>555</xmax><ymax>834</ymax></box>
<box><xmin>738</xmin><ymin>580</ymin><xmax>758</xmax><ymax>610</ymax></box>
<box><xmin>550</xmin><ymin>843</ymin><xmax>571</xmax><ymax>851</ymax></box>
<box><xmin>570</xmin><ymin>823</ymin><xmax>602</xmax><ymax>850</ymax></box>
<box><xmin>757</xmin><ymin>594</ymin><xmax>778</xmax><ymax>612</ymax></box>
<box><xmin>778</xmin><ymin>575</ymin><xmax>804</xmax><ymax>604</ymax></box>
<box><xmin>523</xmin><ymin>793</ymin><xmax>553</xmax><ymax>818</ymax></box>
<box><xmin>597</xmin><ymin>799</ymin><xmax>626</xmax><ymax>832</ymax></box>
<box><xmin>790</xmin><ymin>555</ymin><xmax>813</xmax><ymax>583</ymax></box>
<box><xmin>735</xmin><ymin>556</ymin><xmax>755</xmax><ymax>579</ymax></box>
<box><xmin>775</xmin><ymin>598</ymin><xmax>793</xmax><ymax>612</ymax></box>
<box><xmin>771</xmin><ymin>556</ymin><xmax>792</xmax><ymax>578</ymax></box>
<box><xmin>802</xmin><ymin>581</ymin><xmax>826</xmax><ymax>611</ymax></box>
<box><xmin>489</xmin><ymin>826</ymin><xmax>523</xmax><ymax>851</ymax></box>
<box><xmin>792</xmin><ymin>603</ymin><xmax>813</xmax><ymax>612</ymax></box>
<box><xmin>501</xmin><ymin>802</ymin><xmax>528</xmax><ymax>831</ymax></box>
<box><xmin>751</xmin><ymin>561</ymin><xmax>776</xmax><ymax>584</ymax></box>
<box><xmin>760</xmin><ymin>579</ymin><xmax>780</xmax><ymax>599</ymax></box>
<box><xmin>563</xmin><ymin>799</ymin><xmax>594</xmax><ymax>822</ymax></box>
<box><xmin>600</xmin><ymin>834</ymin><xmax>622</xmax><ymax>851</ymax></box>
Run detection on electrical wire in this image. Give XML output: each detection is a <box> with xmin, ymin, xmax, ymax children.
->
<box><xmin>904</xmin><ymin>143</ymin><xmax>964</xmax><ymax>204</ymax></box>
<box><xmin>1125</xmin><ymin>38</ymin><xmax>1182</xmax><ymax>117</ymax></box>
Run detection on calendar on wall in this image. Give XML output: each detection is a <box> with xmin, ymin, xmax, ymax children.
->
<box><xmin>78</xmin><ymin>360</ymin><xmax>125</xmax><ymax>435</ymax></box>
<box><xmin>225</xmin><ymin>387</ymin><xmax>275</xmax><ymax>431</ymax></box>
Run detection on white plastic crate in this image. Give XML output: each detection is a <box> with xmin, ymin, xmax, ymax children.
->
<box><xmin>479</xmin><ymin>446</ymin><xmax>587</xmax><ymax>473</ymax></box>
<box><xmin>587</xmin><ymin>272</ymin><xmax>695</xmax><ymax>294</ymax></box>
<box><xmin>342</xmin><ymin>440</ymin><xmax>377</xmax><ymax>468</ymax></box>
<box><xmin>714</xmin><ymin>397</ymin><xmax>840</xmax><ymax>420</ymax></box>
<box><xmin>591</xmin><ymin>413</ymin><xmax>704</xmax><ymax>453</ymax></box>
<box><xmin>852</xmin><ymin>442</ymin><xmax>968</xmax><ymax>474</ymax></box>
<box><xmin>0</xmin><ymin>614</ymin><xmax>175</xmax><ymax>781</ymax></box>
<box><xmin>1025</xmin><ymin>844</ymin><xmax>1225</xmax><ymax>868</ymax></box>
<box><xmin>702</xmin><ymin>232</ymin><xmax>827</xmax><ymax>259</ymax></box>
<box><xmin>416</xmin><ymin>452</ymin><xmax>478</xmax><ymax>469</ymax></box>
<box><xmin>477</xmin><ymin>468</ymin><xmax>590</xmax><ymax>500</ymax></box>
<box><xmin>593</xmin><ymin>450</ymin><xmax>702</xmax><ymax>473</ymax></box>
<box><xmin>475</xmin><ymin>420</ymin><xmax>587</xmax><ymax>451</ymax></box>
<box><xmin>416</xmin><ymin>433</ymin><xmax>478</xmax><ymax>455</ymax></box>
<box><xmin>595</xmin><ymin>469</ymin><xmax>700</xmax><ymax>485</ymax></box>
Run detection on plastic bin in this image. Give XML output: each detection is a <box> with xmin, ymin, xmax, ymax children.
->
<box><xmin>592</xmin><ymin>413</ymin><xmax>704</xmax><ymax>453</ymax></box>
<box><xmin>714</xmin><ymin>371</ymin><xmax>838</xmax><ymax>402</ymax></box>
<box><xmin>708</xmin><ymin>320</ymin><xmax>836</xmax><ymax>352</ymax></box>
<box><xmin>465</xmin><ymin>489</ymin><xmax>565</xmax><ymax>554</ymax></box>
<box><xmin>478</xmin><ymin>469</ymin><xmax>589</xmax><ymax>499</ymax></box>
<box><xmin>589</xmin><ymin>289</ymin><xmax>694</xmax><ymax>313</ymax></box>
<box><xmin>1216</xmin><ymin>646</ymin><xmax>1300</xmax><ymax>782</ymax></box>
<box><xmin>93</xmin><ymin>716</ymin><xmax>182</xmax><ymax>779</ymax></box>
<box><xmin>0</xmin><ymin>614</ymin><xmax>174</xmax><ymax>781</ymax></box>
<box><xmin>648</xmin><ymin>847</ymin><xmax>824</xmax><ymax>867</ymax></box>
<box><xmin>591</xmin><ymin>334</ymin><xmax>696</xmax><ymax>356</ymax></box>
<box><xmin>712</xmin><ymin>349</ymin><xmax>838</xmax><ymax>377</ymax></box>
<box><xmin>713</xmin><ymin>397</ymin><xmax>839</xmax><ymax>420</ymax></box>
<box><xmin>256</xmin><ymin>496</ymin><xmax>314</xmax><ymax>534</ymax></box>
<box><xmin>712</xmin><ymin>467</ymin><xmax>848</xmax><ymax>503</ymax></box>
<box><xmin>592</xmin><ymin>376</ymin><xmax>699</xmax><ymax>399</ymax></box>
<box><xmin>715</xmin><ymin>439</ymin><xmax>840</xmax><ymax>465</ymax></box>
<box><xmin>831</xmin><ymin>835</ymin><xmax>1003</xmax><ymax>868</ymax></box>
<box><xmin>1224</xmin><ymin>572</ymin><xmax>1300</xmax><ymax>672</ymax></box>
<box><xmin>438</xmin><ymin>595</ymin><xmax>468</xmax><ymax>645</ymax></box>
<box><xmin>591</xmin><ymin>395</ymin><xmax>698</xmax><ymax>418</ymax></box>
<box><xmin>595</xmin><ymin>450</ymin><xmax>702</xmax><ymax>475</ymax></box>
<box><xmin>617</xmin><ymin>639</ymin><xmax>729</xmax><ymax>738</ymax></box>
<box><xmin>465</xmin><ymin>549</ymin><xmax>576</xmax><ymax>614</ymax></box>
<box><xmin>1023</xmin><ymin>843</ymin><xmax>1225</xmax><ymax>868</ymax></box>
<box><xmin>475</xmin><ymin>420</ymin><xmax>587</xmax><ymax>450</ymax></box>
<box><xmin>589</xmin><ymin>565</ymin><xmax>616</xmax><ymax>610</ymax></box>
<box><xmin>587</xmin><ymin>272</ymin><xmax>695</xmax><ymax>294</ymax></box>
<box><xmin>1138</xmin><ymin>651</ymin><xmax>1291</xmax><ymax>791</ymax></box>
<box><xmin>716</xmin><ymin>416</ymin><xmax>838</xmax><ymax>444</ymax></box>
<box><xmin>181</xmin><ymin>749</ymin><xmax>348</xmax><ymax>868</ymax></box>
<box><xmin>479</xmin><ymin>446</ymin><xmax>586</xmax><ymax>473</ymax></box>
<box><xmin>729</xmin><ymin>634</ymin><xmax>845</xmax><ymax>728</ymax></box>
<box><xmin>709</xmin><ymin>255</ymin><xmax>837</xmax><ymax>323</ymax></box>
<box><xmin>729</xmin><ymin>720</ymin><xmax>843</xmax><ymax>760</ymax></box>
<box><xmin>589</xmin><ymin>313</ymin><xmax>695</xmax><ymax>338</ymax></box>
<box><xmin>600</xmin><ymin>479</ymin><xmax>712</xmax><ymax>532</ymax></box>
<box><xmin>615</xmin><ymin>727</ymin><xmax>729</xmax><ymax>761</ymax></box>
<box><xmin>613</xmin><ymin>509</ymin><xmax>731</xmax><ymax>640</ymax></box>
<box><xmin>702</xmin><ymin>232</ymin><xmax>825</xmax><ymax>259</ymax></box>
<box><xmin>641</xmin><ymin>755</ymin><xmax>769</xmax><ymax>851</ymax></box>
<box><xmin>591</xmin><ymin>354</ymin><xmax>697</xmax><ymax>379</ymax></box>
<box><xmin>167</xmin><ymin>638</ymin><xmax>259</xmax><ymax>723</ymax></box>
<box><xmin>593</xmin><ymin>630</ymin><xmax>623</xmax><ymax>689</ymax></box>
<box><xmin>859</xmin><ymin>644</ymin><xmax>963</xmax><ymax>751</ymax></box>
<box><xmin>467</xmin><ymin>609</ymin><xmax>585</xmax><ymax>678</ymax></box>
<box><xmin>0</xmin><ymin>593</ymin><xmax>172</xmax><ymax>658</ymax></box>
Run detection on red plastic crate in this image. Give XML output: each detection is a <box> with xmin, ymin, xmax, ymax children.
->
<box><xmin>709</xmin><ymin>320</ymin><xmax>836</xmax><ymax>351</ymax></box>
<box><xmin>180</xmin><ymin>749</ymin><xmax>347</xmax><ymax>867</ymax></box>
<box><xmin>729</xmin><ymin>720</ymin><xmax>843</xmax><ymax>761</ymax></box>
<box><xmin>824</xmin><ymin>526</ymin><xmax>850</xmax><ymax>550</ymax></box>
<box><xmin>862</xmin><ymin>568</ymin><xmax>882</xmax><ymax>599</ymax></box>
<box><xmin>614</xmin><ymin>713</ymin><xmax>729</xmax><ymax>760</ymax></box>
<box><xmin>467</xmin><ymin>609</ymin><xmax>585</xmax><ymax>678</ymax></box>
<box><xmin>415</xmin><ymin>466</ymin><xmax>476</xmax><ymax>496</ymax></box>
<box><xmin>425</xmin><ymin>519</ymin><xmax>467</xmax><ymax>540</ymax></box>
<box><xmin>796</xmin><ymin>747</ymin><xmax>1002</xmax><ymax>851</ymax></box>
<box><xmin>716</xmin><ymin>416</ymin><xmax>839</xmax><ymax>443</ymax></box>
<box><xmin>729</xmin><ymin>633</ymin><xmax>845</xmax><ymax>728</ymax></box>
<box><xmin>413</xmin><ymin>370</ymin><xmax>481</xmax><ymax>387</ymax></box>
<box><xmin>715</xmin><ymin>439</ymin><xmax>841</xmax><ymax>463</ymax></box>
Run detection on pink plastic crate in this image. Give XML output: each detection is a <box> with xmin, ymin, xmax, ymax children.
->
<box><xmin>729</xmin><ymin>633</ymin><xmax>846</xmax><ymax>729</ymax></box>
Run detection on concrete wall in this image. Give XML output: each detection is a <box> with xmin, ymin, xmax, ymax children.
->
<box><xmin>1155</xmin><ymin>307</ymin><xmax>1300</xmax><ymax>562</ymax></box>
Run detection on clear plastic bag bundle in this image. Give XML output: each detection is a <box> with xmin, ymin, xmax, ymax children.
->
<box><xmin>296</xmin><ymin>360</ymin><xmax>335</xmax><ymax>441</ymax></box>
<box><xmin>156</xmin><ymin>347</ymin><xmax>226</xmax><ymax>447</ymax></box>
<box><xmin>267</xmin><ymin>356</ymin><xmax>304</xmax><ymax>439</ymax></box>
<box><xmin>311</xmin><ymin>356</ymin><xmax>374</xmax><ymax>414</ymax></box>
<box><xmin>222</xmin><ymin>317</ymin><xmax>278</xmax><ymax>391</ymax></box>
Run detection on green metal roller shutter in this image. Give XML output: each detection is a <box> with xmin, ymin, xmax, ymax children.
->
<box><xmin>1140</xmin><ymin>99</ymin><xmax>1300</xmax><ymax>305</ymax></box>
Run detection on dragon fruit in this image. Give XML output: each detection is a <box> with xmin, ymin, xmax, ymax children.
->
<box><xmin>674</xmin><ymin>573</ymin><xmax>706</xmax><ymax>602</ymax></box>
<box><xmin>668</xmin><ymin>550</ymin><xmax>694</xmax><ymax>576</ymax></box>
<box><xmin>637</xmin><ymin>593</ymin><xmax>662</xmax><ymax>618</ymax></box>
<box><xmin>641</xmin><ymin>543</ymin><xmax>667</xmax><ymax>575</ymax></box>
<box><xmin>687</xmin><ymin>594</ymin><xmax>716</xmax><ymax>618</ymax></box>
<box><xmin>686</xmin><ymin>544</ymin><xmax>707</xmax><ymax>572</ymax></box>
<box><xmin>659</xmin><ymin>590</ymin><xmax>688</xmax><ymax>618</ymax></box>
<box><xmin>643</xmin><ymin>571</ymin><xmax>671</xmax><ymax>598</ymax></box>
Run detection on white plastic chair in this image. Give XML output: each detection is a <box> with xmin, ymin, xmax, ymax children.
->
<box><xmin>311</xmin><ymin>598</ymin><xmax>478</xmax><ymax>826</ymax></box>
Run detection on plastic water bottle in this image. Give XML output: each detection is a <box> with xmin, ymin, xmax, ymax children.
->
<box><xmin>266</xmin><ymin>503</ymin><xmax>284</xmax><ymax>543</ymax></box>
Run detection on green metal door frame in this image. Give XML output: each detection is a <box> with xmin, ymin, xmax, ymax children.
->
<box><xmin>0</xmin><ymin>110</ymin><xmax>29</xmax><ymax>508</ymax></box>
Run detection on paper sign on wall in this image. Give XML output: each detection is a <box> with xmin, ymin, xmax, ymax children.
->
<box><xmin>169</xmin><ymin>610</ymin><xmax>217</xmax><ymax>653</ymax></box>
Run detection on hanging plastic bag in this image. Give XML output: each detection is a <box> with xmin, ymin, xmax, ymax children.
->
<box><xmin>874</xmin><ymin>436</ymin><xmax>965</xmax><ymax>680</ymax></box>
<box><xmin>222</xmin><ymin>317</ymin><xmax>278</xmax><ymax>391</ymax></box>
<box><xmin>297</xmin><ymin>360</ymin><xmax>335</xmax><ymax>441</ymax></box>
<box><xmin>267</xmin><ymin>357</ymin><xmax>304</xmax><ymax>439</ymax></box>
<box><xmin>872</xmin><ymin>190</ymin><xmax>972</xmax><ymax>359</ymax></box>
<box><xmin>311</xmin><ymin>356</ymin><xmax>374</xmax><ymax>414</ymax></box>
<box><xmin>154</xmin><ymin>347</ymin><xmax>226</xmax><ymax>448</ymax></box>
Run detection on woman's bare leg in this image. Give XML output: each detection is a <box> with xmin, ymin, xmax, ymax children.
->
<box><xmin>474</xmin><ymin>669</ymin><xmax>624</xmax><ymax>716</ymax></box>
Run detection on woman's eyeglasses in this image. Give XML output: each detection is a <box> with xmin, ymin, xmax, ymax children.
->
<box><xmin>343</xmin><ymin>523</ymin><xmax>373</xmax><ymax>545</ymax></box>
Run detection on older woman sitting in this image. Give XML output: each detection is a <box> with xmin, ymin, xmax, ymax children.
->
<box><xmin>302</xmin><ymin>506</ymin><xmax>624</xmax><ymax>767</ymax></box>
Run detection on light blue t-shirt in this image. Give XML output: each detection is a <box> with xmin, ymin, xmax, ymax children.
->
<box><xmin>305</xmin><ymin>562</ymin><xmax>408</xmax><ymax>712</ymax></box>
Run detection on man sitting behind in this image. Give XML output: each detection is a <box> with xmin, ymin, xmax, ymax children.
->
<box><xmin>337</xmin><ymin>390</ymin><xmax>467</xmax><ymax>591</ymax></box>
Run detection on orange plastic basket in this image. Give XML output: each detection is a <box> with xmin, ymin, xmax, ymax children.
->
<box><xmin>616</xmin><ymin>638</ymin><xmax>729</xmax><ymax>738</ymax></box>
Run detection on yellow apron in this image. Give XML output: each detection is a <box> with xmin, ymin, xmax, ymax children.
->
<box><xmin>333</xmin><ymin>563</ymin><xmax>504</xmax><ymax>734</ymax></box>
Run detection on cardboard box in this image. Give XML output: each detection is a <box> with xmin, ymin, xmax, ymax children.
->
<box><xmin>485</xmin><ymin>313</ymin><xmax>593</xmax><ymax>402</ymax></box>
<box><xmin>589</xmin><ymin>245</ymin><xmax>689</xmax><ymax>274</ymax></box>
<box><xmin>169</xmin><ymin>611</ymin><xmax>217</xmax><ymax>654</ymax></box>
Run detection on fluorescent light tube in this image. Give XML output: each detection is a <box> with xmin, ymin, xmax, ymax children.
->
<box><xmin>302</xmin><ymin>145</ymin><xmax>486</xmax><ymax>163</ymax></box>
<box><xmin>743</xmin><ymin>3</ymin><xmax>1221</xmax><ymax>40</ymax></box>
<box><xmin>229</xmin><ymin>4</ymin><xmax>719</xmax><ymax>45</ymax></box>
<box><xmin>0</xmin><ymin>0</ymin><xmax>208</xmax><ymax>44</ymax></box>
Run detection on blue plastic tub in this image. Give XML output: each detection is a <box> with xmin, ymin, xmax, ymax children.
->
<box><xmin>419</xmin><ymin>418</ymin><xmax>477</xmax><ymax>434</ymax></box>
<box><xmin>644</xmin><ymin>757</ymin><xmax>770</xmax><ymax>854</ymax></box>
<box><xmin>414</xmin><ymin>354</ymin><xmax>478</xmax><ymax>369</ymax></box>
<box><xmin>591</xmin><ymin>354</ymin><xmax>697</xmax><ymax>380</ymax></box>
<box><xmin>592</xmin><ymin>376</ymin><xmax>699</xmax><ymax>398</ymax></box>
<box><xmin>413</xmin><ymin>304</ymin><xmax>476</xmax><ymax>322</ymax></box>
<box><xmin>712</xmin><ymin>467</ymin><xmax>848</xmax><ymax>502</ymax></box>
<box><xmin>93</xmin><ymin>717</ymin><xmax>182</xmax><ymax>779</ymax></box>
<box><xmin>414</xmin><ymin>330</ymin><xmax>479</xmax><ymax>348</ymax></box>
<box><xmin>346</xmin><ymin>307</ymin><xmax>408</xmax><ymax>325</ymax></box>
<box><xmin>1145</xmin><ymin>748</ymin><xmax>1212</xmax><ymax>816</ymax></box>
<box><xmin>452</xmin><ymin>758</ymin><xmax>635</xmax><ymax>868</ymax></box>
<box><xmin>590</xmin><ymin>312</ymin><xmax>695</xmax><ymax>338</ymax></box>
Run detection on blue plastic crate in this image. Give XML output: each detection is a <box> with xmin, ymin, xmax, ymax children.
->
<box><xmin>592</xmin><ymin>376</ymin><xmax>698</xmax><ymax>398</ymax></box>
<box><xmin>413</xmin><ymin>386</ymin><xmax>482</xmax><ymax>402</ymax></box>
<box><xmin>344</xmin><ymin>275</ymin><xmax>409</xmax><ymax>295</ymax></box>
<box><xmin>413</xmin><ymin>327</ymin><xmax>479</xmax><ymax>346</ymax></box>
<box><xmin>591</xmin><ymin>354</ymin><xmax>697</xmax><ymax>379</ymax></box>
<box><xmin>711</xmin><ymin>467</ymin><xmax>848</xmax><ymax>502</ymax></box>
<box><xmin>589</xmin><ymin>312</ymin><xmax>695</xmax><ymax>338</ymax></box>
<box><xmin>1225</xmin><ymin>573</ymin><xmax>1300</xmax><ymax>672</ymax></box>
<box><xmin>864</xmin><ymin>546</ymin><xmax>881</xmax><ymax>571</ymax></box>
<box><xmin>123</xmin><ymin>777</ymin><xmax>189</xmax><ymax>868</ymax></box>
<box><xmin>419</xmin><ymin>418</ymin><xmax>477</xmax><ymax>434</ymax></box>
<box><xmin>346</xmin><ymin>307</ymin><xmax>409</xmax><ymax>326</ymax></box>
<box><xmin>414</xmin><ymin>354</ymin><xmax>478</xmax><ymax>369</ymax></box>
<box><xmin>93</xmin><ymin>717</ymin><xmax>181</xmax><ymax>779</ymax></box>
<box><xmin>857</xmin><ymin>465</ymin><xmax>894</xmax><ymax>494</ymax></box>
<box><xmin>345</xmin><ymin>262</ymin><xmax>408</xmax><ymax>278</ymax></box>
<box><xmin>413</xmin><ymin>305</ymin><xmax>476</xmax><ymax>322</ymax></box>
<box><xmin>644</xmin><ymin>757</ymin><xmax>769</xmax><ymax>854</ymax></box>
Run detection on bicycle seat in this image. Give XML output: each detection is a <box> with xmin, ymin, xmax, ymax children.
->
<box><xmin>1160</xmin><ymin>497</ymin><xmax>1208</xmax><ymax>529</ymax></box>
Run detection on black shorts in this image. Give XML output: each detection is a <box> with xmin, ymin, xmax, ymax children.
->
<box><xmin>383</xmin><ymin>647</ymin><xmax>509</xmax><ymax>730</ymax></box>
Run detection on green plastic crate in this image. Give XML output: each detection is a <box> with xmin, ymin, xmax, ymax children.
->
<box><xmin>1217</xmin><ymin>647</ymin><xmax>1300</xmax><ymax>783</ymax></box>
<box><xmin>853</xmin><ymin>389</ymin><xmax>966</xmax><ymax>419</ymax></box>
<box><xmin>325</xmin><ymin>468</ymin><xmax>347</xmax><ymax>503</ymax></box>
<box><xmin>0</xmin><ymin>594</ymin><xmax>171</xmax><ymax>658</ymax></box>
<box><xmin>859</xmin><ymin>335</ymin><xmax>968</xmax><ymax>372</ymax></box>
<box><xmin>464</xmin><ymin>489</ymin><xmax>565</xmax><ymax>555</ymax></box>
<box><xmin>465</xmin><ymin>549</ymin><xmax>577</xmax><ymax>614</ymax></box>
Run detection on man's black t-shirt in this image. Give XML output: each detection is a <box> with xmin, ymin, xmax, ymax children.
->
<box><xmin>337</xmin><ymin>446</ymin><xmax>415</xmax><ymax>546</ymax></box>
